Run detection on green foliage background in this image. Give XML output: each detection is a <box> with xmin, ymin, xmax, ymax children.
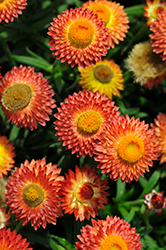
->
<box><xmin>1</xmin><ymin>0</ymin><xmax>166</xmax><ymax>249</ymax></box>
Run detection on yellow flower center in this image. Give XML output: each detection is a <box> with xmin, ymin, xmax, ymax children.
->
<box><xmin>94</xmin><ymin>65</ymin><xmax>113</xmax><ymax>83</ymax></box>
<box><xmin>89</xmin><ymin>4</ymin><xmax>111</xmax><ymax>24</ymax></box>
<box><xmin>23</xmin><ymin>183</ymin><xmax>44</xmax><ymax>207</ymax></box>
<box><xmin>76</xmin><ymin>183</ymin><xmax>94</xmax><ymax>202</ymax></box>
<box><xmin>2</xmin><ymin>83</ymin><xmax>32</xmax><ymax>112</ymax></box>
<box><xmin>100</xmin><ymin>234</ymin><xmax>128</xmax><ymax>250</ymax></box>
<box><xmin>151</xmin><ymin>6</ymin><xmax>164</xmax><ymax>19</ymax></box>
<box><xmin>68</xmin><ymin>19</ymin><xmax>95</xmax><ymax>47</ymax></box>
<box><xmin>0</xmin><ymin>145</ymin><xmax>6</xmax><ymax>168</ymax></box>
<box><xmin>77</xmin><ymin>110</ymin><xmax>101</xmax><ymax>134</ymax></box>
<box><xmin>117</xmin><ymin>134</ymin><xmax>144</xmax><ymax>163</ymax></box>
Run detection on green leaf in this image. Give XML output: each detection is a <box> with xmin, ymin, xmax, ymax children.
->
<box><xmin>114</xmin><ymin>178</ymin><xmax>126</xmax><ymax>202</ymax></box>
<box><xmin>125</xmin><ymin>4</ymin><xmax>144</xmax><ymax>16</ymax></box>
<box><xmin>12</xmin><ymin>55</ymin><xmax>53</xmax><ymax>72</ymax></box>
<box><xmin>9</xmin><ymin>124</ymin><xmax>20</xmax><ymax>141</ymax></box>
<box><xmin>139</xmin><ymin>170</ymin><xmax>160</xmax><ymax>199</ymax></box>
<box><xmin>118</xmin><ymin>207</ymin><xmax>135</xmax><ymax>222</ymax></box>
<box><xmin>48</xmin><ymin>235</ymin><xmax>73</xmax><ymax>250</ymax></box>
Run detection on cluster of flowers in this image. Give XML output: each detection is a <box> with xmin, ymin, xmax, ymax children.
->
<box><xmin>1</xmin><ymin>0</ymin><xmax>166</xmax><ymax>249</ymax></box>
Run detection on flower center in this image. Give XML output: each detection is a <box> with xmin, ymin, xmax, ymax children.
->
<box><xmin>100</xmin><ymin>234</ymin><xmax>128</xmax><ymax>250</ymax></box>
<box><xmin>89</xmin><ymin>4</ymin><xmax>111</xmax><ymax>24</ymax></box>
<box><xmin>76</xmin><ymin>183</ymin><xmax>94</xmax><ymax>202</ymax></box>
<box><xmin>0</xmin><ymin>145</ymin><xmax>6</xmax><ymax>168</ymax></box>
<box><xmin>2</xmin><ymin>83</ymin><xmax>32</xmax><ymax>112</ymax></box>
<box><xmin>151</xmin><ymin>6</ymin><xmax>164</xmax><ymax>19</ymax></box>
<box><xmin>23</xmin><ymin>183</ymin><xmax>44</xmax><ymax>207</ymax></box>
<box><xmin>117</xmin><ymin>134</ymin><xmax>144</xmax><ymax>163</ymax></box>
<box><xmin>94</xmin><ymin>65</ymin><xmax>113</xmax><ymax>83</ymax></box>
<box><xmin>151</xmin><ymin>194</ymin><xmax>164</xmax><ymax>209</ymax></box>
<box><xmin>77</xmin><ymin>110</ymin><xmax>101</xmax><ymax>134</ymax></box>
<box><xmin>68</xmin><ymin>19</ymin><xmax>95</xmax><ymax>47</ymax></box>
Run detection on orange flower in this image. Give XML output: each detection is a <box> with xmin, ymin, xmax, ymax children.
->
<box><xmin>78</xmin><ymin>59</ymin><xmax>124</xmax><ymax>100</ymax></box>
<box><xmin>0</xmin><ymin>135</ymin><xmax>15</xmax><ymax>178</ymax></box>
<box><xmin>61</xmin><ymin>165</ymin><xmax>109</xmax><ymax>221</ymax></box>
<box><xmin>48</xmin><ymin>7</ymin><xmax>110</xmax><ymax>68</ymax></box>
<box><xmin>5</xmin><ymin>158</ymin><xmax>63</xmax><ymax>230</ymax></box>
<box><xmin>55</xmin><ymin>90</ymin><xmax>120</xmax><ymax>157</ymax></box>
<box><xmin>0</xmin><ymin>65</ymin><xmax>56</xmax><ymax>130</ymax></box>
<box><xmin>0</xmin><ymin>206</ymin><xmax>10</xmax><ymax>229</ymax></box>
<box><xmin>76</xmin><ymin>216</ymin><xmax>142</xmax><ymax>249</ymax></box>
<box><xmin>82</xmin><ymin>0</ymin><xmax>129</xmax><ymax>48</ymax></box>
<box><xmin>0</xmin><ymin>227</ymin><xmax>32</xmax><ymax>250</ymax></box>
<box><xmin>151</xmin><ymin>112</ymin><xmax>166</xmax><ymax>164</ymax></box>
<box><xmin>0</xmin><ymin>0</ymin><xmax>27</xmax><ymax>23</ymax></box>
<box><xmin>94</xmin><ymin>115</ymin><xmax>157</xmax><ymax>183</ymax></box>
<box><xmin>143</xmin><ymin>0</ymin><xmax>166</xmax><ymax>26</ymax></box>
<box><xmin>150</xmin><ymin>10</ymin><xmax>166</xmax><ymax>61</ymax></box>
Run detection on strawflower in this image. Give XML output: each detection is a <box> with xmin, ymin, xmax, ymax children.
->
<box><xmin>151</xmin><ymin>112</ymin><xmax>166</xmax><ymax>164</ymax></box>
<box><xmin>94</xmin><ymin>115</ymin><xmax>157</xmax><ymax>183</ymax></box>
<box><xmin>0</xmin><ymin>135</ymin><xmax>15</xmax><ymax>178</ymax></box>
<box><xmin>0</xmin><ymin>0</ymin><xmax>27</xmax><ymax>23</ymax></box>
<box><xmin>0</xmin><ymin>206</ymin><xmax>10</xmax><ymax>229</ymax></box>
<box><xmin>125</xmin><ymin>41</ymin><xmax>166</xmax><ymax>89</ymax></box>
<box><xmin>144</xmin><ymin>189</ymin><xmax>166</xmax><ymax>215</ymax></box>
<box><xmin>78</xmin><ymin>59</ymin><xmax>124</xmax><ymax>100</ymax></box>
<box><xmin>150</xmin><ymin>10</ymin><xmax>166</xmax><ymax>61</ymax></box>
<box><xmin>5</xmin><ymin>158</ymin><xmax>63</xmax><ymax>230</ymax></box>
<box><xmin>82</xmin><ymin>0</ymin><xmax>129</xmax><ymax>48</ymax></box>
<box><xmin>143</xmin><ymin>0</ymin><xmax>166</xmax><ymax>25</ymax></box>
<box><xmin>48</xmin><ymin>7</ymin><xmax>111</xmax><ymax>68</ymax></box>
<box><xmin>54</xmin><ymin>90</ymin><xmax>120</xmax><ymax>157</ymax></box>
<box><xmin>76</xmin><ymin>215</ymin><xmax>142</xmax><ymax>249</ymax></box>
<box><xmin>0</xmin><ymin>227</ymin><xmax>32</xmax><ymax>250</ymax></box>
<box><xmin>61</xmin><ymin>164</ymin><xmax>109</xmax><ymax>221</ymax></box>
<box><xmin>0</xmin><ymin>65</ymin><xmax>56</xmax><ymax>130</ymax></box>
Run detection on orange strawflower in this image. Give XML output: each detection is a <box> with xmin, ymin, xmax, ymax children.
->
<box><xmin>0</xmin><ymin>0</ymin><xmax>27</xmax><ymax>23</ymax></box>
<box><xmin>78</xmin><ymin>59</ymin><xmax>124</xmax><ymax>100</ymax></box>
<box><xmin>61</xmin><ymin>165</ymin><xmax>109</xmax><ymax>221</ymax></box>
<box><xmin>76</xmin><ymin>215</ymin><xmax>142</xmax><ymax>249</ymax></box>
<box><xmin>55</xmin><ymin>90</ymin><xmax>120</xmax><ymax>157</ymax></box>
<box><xmin>5</xmin><ymin>158</ymin><xmax>63</xmax><ymax>230</ymax></box>
<box><xmin>48</xmin><ymin>7</ymin><xmax>111</xmax><ymax>68</ymax></box>
<box><xmin>94</xmin><ymin>115</ymin><xmax>157</xmax><ymax>183</ymax></box>
<box><xmin>150</xmin><ymin>10</ymin><xmax>166</xmax><ymax>61</ymax></box>
<box><xmin>0</xmin><ymin>227</ymin><xmax>32</xmax><ymax>250</ymax></box>
<box><xmin>0</xmin><ymin>65</ymin><xmax>56</xmax><ymax>130</ymax></box>
<box><xmin>0</xmin><ymin>135</ymin><xmax>15</xmax><ymax>178</ymax></box>
<box><xmin>125</xmin><ymin>41</ymin><xmax>166</xmax><ymax>89</ymax></box>
<box><xmin>0</xmin><ymin>206</ymin><xmax>10</xmax><ymax>229</ymax></box>
<box><xmin>143</xmin><ymin>0</ymin><xmax>166</xmax><ymax>26</ymax></box>
<box><xmin>151</xmin><ymin>112</ymin><xmax>166</xmax><ymax>164</ymax></box>
<box><xmin>82</xmin><ymin>0</ymin><xmax>129</xmax><ymax>48</ymax></box>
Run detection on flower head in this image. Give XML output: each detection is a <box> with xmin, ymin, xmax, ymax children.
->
<box><xmin>143</xmin><ymin>0</ymin><xmax>166</xmax><ymax>26</ymax></box>
<box><xmin>0</xmin><ymin>65</ymin><xmax>56</xmax><ymax>130</ymax></box>
<box><xmin>144</xmin><ymin>189</ymin><xmax>166</xmax><ymax>215</ymax></box>
<box><xmin>0</xmin><ymin>178</ymin><xmax>7</xmax><ymax>206</ymax></box>
<box><xmin>82</xmin><ymin>0</ymin><xmax>129</xmax><ymax>48</ymax></box>
<box><xmin>48</xmin><ymin>7</ymin><xmax>111</xmax><ymax>68</ymax></box>
<box><xmin>0</xmin><ymin>0</ymin><xmax>27</xmax><ymax>23</ymax></box>
<box><xmin>61</xmin><ymin>164</ymin><xmax>109</xmax><ymax>221</ymax></box>
<box><xmin>151</xmin><ymin>112</ymin><xmax>166</xmax><ymax>164</ymax></box>
<box><xmin>125</xmin><ymin>41</ymin><xmax>166</xmax><ymax>89</ymax></box>
<box><xmin>78</xmin><ymin>59</ymin><xmax>124</xmax><ymax>100</ymax></box>
<box><xmin>0</xmin><ymin>135</ymin><xmax>15</xmax><ymax>178</ymax></box>
<box><xmin>76</xmin><ymin>215</ymin><xmax>142</xmax><ymax>249</ymax></box>
<box><xmin>94</xmin><ymin>115</ymin><xmax>157</xmax><ymax>183</ymax></box>
<box><xmin>5</xmin><ymin>158</ymin><xmax>63</xmax><ymax>230</ymax></box>
<box><xmin>55</xmin><ymin>90</ymin><xmax>119</xmax><ymax>157</ymax></box>
<box><xmin>0</xmin><ymin>206</ymin><xmax>10</xmax><ymax>229</ymax></box>
<box><xmin>0</xmin><ymin>227</ymin><xmax>32</xmax><ymax>250</ymax></box>
<box><xmin>150</xmin><ymin>10</ymin><xmax>166</xmax><ymax>61</ymax></box>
